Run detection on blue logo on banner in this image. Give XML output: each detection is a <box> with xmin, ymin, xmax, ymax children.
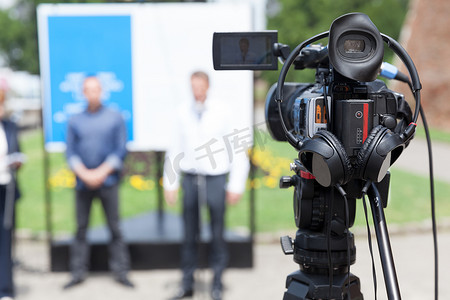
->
<box><xmin>45</xmin><ymin>15</ymin><xmax>133</xmax><ymax>146</ymax></box>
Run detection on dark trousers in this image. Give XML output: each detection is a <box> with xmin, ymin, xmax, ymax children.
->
<box><xmin>181</xmin><ymin>173</ymin><xmax>228</xmax><ymax>291</ymax></box>
<box><xmin>0</xmin><ymin>185</ymin><xmax>14</xmax><ymax>298</ymax></box>
<box><xmin>70</xmin><ymin>184</ymin><xmax>130</xmax><ymax>280</ymax></box>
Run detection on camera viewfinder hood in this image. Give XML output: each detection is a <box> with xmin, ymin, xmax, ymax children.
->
<box><xmin>328</xmin><ymin>13</ymin><xmax>384</xmax><ymax>82</ymax></box>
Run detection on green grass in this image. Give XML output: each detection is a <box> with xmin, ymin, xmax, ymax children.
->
<box><xmin>353</xmin><ymin>168</ymin><xmax>450</xmax><ymax>226</ymax></box>
<box><xmin>415</xmin><ymin>126</ymin><xmax>450</xmax><ymax>144</ymax></box>
<box><xmin>14</xmin><ymin>129</ymin><xmax>450</xmax><ymax>235</ymax></box>
<box><xmin>15</xmin><ymin>131</ymin><xmax>164</xmax><ymax>233</ymax></box>
<box><xmin>248</xmin><ymin>131</ymin><xmax>450</xmax><ymax>231</ymax></box>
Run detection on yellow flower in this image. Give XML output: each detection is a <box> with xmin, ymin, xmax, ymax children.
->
<box><xmin>263</xmin><ymin>176</ymin><xmax>278</xmax><ymax>188</ymax></box>
<box><xmin>250</xmin><ymin>178</ymin><xmax>261</xmax><ymax>189</ymax></box>
<box><xmin>48</xmin><ymin>167</ymin><xmax>76</xmax><ymax>189</ymax></box>
<box><xmin>129</xmin><ymin>175</ymin><xmax>155</xmax><ymax>191</ymax></box>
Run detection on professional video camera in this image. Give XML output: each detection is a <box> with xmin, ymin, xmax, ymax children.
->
<box><xmin>213</xmin><ymin>12</ymin><xmax>423</xmax><ymax>300</ymax></box>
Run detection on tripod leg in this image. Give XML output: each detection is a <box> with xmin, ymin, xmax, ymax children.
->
<box><xmin>368</xmin><ymin>183</ymin><xmax>401</xmax><ymax>300</ymax></box>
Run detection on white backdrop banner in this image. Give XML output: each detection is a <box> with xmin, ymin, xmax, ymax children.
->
<box><xmin>37</xmin><ymin>3</ymin><xmax>254</xmax><ymax>152</ymax></box>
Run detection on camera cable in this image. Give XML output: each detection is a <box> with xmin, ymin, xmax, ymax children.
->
<box><xmin>380</xmin><ymin>59</ymin><xmax>437</xmax><ymax>299</ymax></box>
<box><xmin>275</xmin><ymin>31</ymin><xmax>329</xmax><ymax>150</ymax></box>
<box><xmin>419</xmin><ymin>104</ymin><xmax>438</xmax><ymax>300</ymax></box>
<box><xmin>335</xmin><ymin>184</ymin><xmax>352</xmax><ymax>299</ymax></box>
<box><xmin>325</xmin><ymin>184</ymin><xmax>354</xmax><ymax>299</ymax></box>
<box><xmin>320</xmin><ymin>71</ymin><xmax>331</xmax><ymax>132</ymax></box>
<box><xmin>402</xmin><ymin>75</ymin><xmax>438</xmax><ymax>300</ymax></box>
<box><xmin>326</xmin><ymin>187</ymin><xmax>334</xmax><ymax>299</ymax></box>
<box><xmin>362</xmin><ymin>188</ymin><xmax>378</xmax><ymax>300</ymax></box>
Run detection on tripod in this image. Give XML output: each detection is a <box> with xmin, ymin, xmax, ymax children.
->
<box><xmin>280</xmin><ymin>163</ymin><xmax>401</xmax><ymax>300</ymax></box>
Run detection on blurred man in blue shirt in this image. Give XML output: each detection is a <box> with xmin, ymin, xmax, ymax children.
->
<box><xmin>64</xmin><ymin>76</ymin><xmax>133</xmax><ymax>289</ymax></box>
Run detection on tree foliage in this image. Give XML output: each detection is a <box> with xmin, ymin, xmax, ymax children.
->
<box><xmin>0</xmin><ymin>0</ymin><xmax>162</xmax><ymax>74</ymax></box>
<box><xmin>0</xmin><ymin>0</ymin><xmax>117</xmax><ymax>74</ymax></box>
<box><xmin>0</xmin><ymin>0</ymin><xmax>409</xmax><ymax>75</ymax></box>
<box><xmin>0</xmin><ymin>3</ymin><xmax>38</xmax><ymax>73</ymax></box>
<box><xmin>265</xmin><ymin>0</ymin><xmax>410</xmax><ymax>83</ymax></box>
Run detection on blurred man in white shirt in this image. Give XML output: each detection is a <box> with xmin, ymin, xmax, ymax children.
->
<box><xmin>163</xmin><ymin>71</ymin><xmax>249</xmax><ymax>300</ymax></box>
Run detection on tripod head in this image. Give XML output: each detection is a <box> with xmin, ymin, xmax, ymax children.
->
<box><xmin>279</xmin><ymin>161</ymin><xmax>391</xmax><ymax>299</ymax></box>
<box><xmin>280</xmin><ymin>161</ymin><xmax>357</xmax><ymax>273</ymax></box>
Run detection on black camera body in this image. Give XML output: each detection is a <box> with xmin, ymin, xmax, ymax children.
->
<box><xmin>331</xmin><ymin>79</ymin><xmax>401</xmax><ymax>157</ymax></box>
<box><xmin>214</xmin><ymin>13</ymin><xmax>415</xmax><ymax>188</ymax></box>
<box><xmin>213</xmin><ymin>11</ymin><xmax>417</xmax><ymax>222</ymax></box>
<box><xmin>265</xmin><ymin>71</ymin><xmax>404</xmax><ymax>160</ymax></box>
<box><xmin>213</xmin><ymin>13</ymin><xmax>421</xmax><ymax>297</ymax></box>
<box><xmin>213</xmin><ymin>12</ymin><xmax>422</xmax><ymax>299</ymax></box>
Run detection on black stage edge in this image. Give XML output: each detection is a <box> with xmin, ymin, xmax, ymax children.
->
<box><xmin>50</xmin><ymin>211</ymin><xmax>253</xmax><ymax>272</ymax></box>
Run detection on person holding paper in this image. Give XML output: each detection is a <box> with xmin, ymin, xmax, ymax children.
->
<box><xmin>0</xmin><ymin>81</ymin><xmax>22</xmax><ymax>300</ymax></box>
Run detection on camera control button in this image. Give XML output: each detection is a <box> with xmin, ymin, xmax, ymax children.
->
<box><xmin>280</xmin><ymin>176</ymin><xmax>294</xmax><ymax>189</ymax></box>
<box><xmin>381</xmin><ymin>115</ymin><xmax>397</xmax><ymax>129</ymax></box>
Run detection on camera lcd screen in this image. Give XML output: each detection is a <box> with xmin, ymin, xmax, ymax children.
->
<box><xmin>213</xmin><ymin>31</ymin><xmax>278</xmax><ymax>70</ymax></box>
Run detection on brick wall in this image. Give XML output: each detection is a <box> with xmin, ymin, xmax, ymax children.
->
<box><xmin>391</xmin><ymin>0</ymin><xmax>450</xmax><ymax>131</ymax></box>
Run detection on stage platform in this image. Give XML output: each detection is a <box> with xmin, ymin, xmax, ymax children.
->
<box><xmin>50</xmin><ymin>211</ymin><xmax>253</xmax><ymax>272</ymax></box>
